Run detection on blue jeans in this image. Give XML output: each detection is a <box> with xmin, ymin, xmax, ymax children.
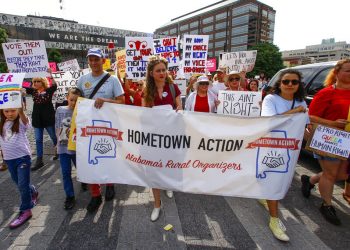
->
<box><xmin>59</xmin><ymin>154</ymin><xmax>76</xmax><ymax>198</ymax></box>
<box><xmin>34</xmin><ymin>127</ymin><xmax>57</xmax><ymax>157</ymax></box>
<box><xmin>5</xmin><ymin>155</ymin><xmax>34</xmax><ymax>211</ymax></box>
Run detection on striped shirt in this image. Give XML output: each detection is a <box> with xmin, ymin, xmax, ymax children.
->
<box><xmin>0</xmin><ymin>118</ymin><xmax>32</xmax><ymax>160</ymax></box>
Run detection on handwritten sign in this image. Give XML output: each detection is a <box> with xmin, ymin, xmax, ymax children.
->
<box><xmin>2</xmin><ymin>40</ymin><xmax>49</xmax><ymax>78</ymax></box>
<box><xmin>174</xmin><ymin>79</ymin><xmax>186</xmax><ymax>96</ymax></box>
<box><xmin>219</xmin><ymin>50</ymin><xmax>257</xmax><ymax>73</ymax></box>
<box><xmin>103</xmin><ymin>59</ymin><xmax>111</xmax><ymax>70</ymax></box>
<box><xmin>217</xmin><ymin>90</ymin><xmax>262</xmax><ymax>117</ymax></box>
<box><xmin>153</xmin><ymin>37</ymin><xmax>180</xmax><ymax>75</ymax></box>
<box><xmin>116</xmin><ymin>49</ymin><xmax>126</xmax><ymax>79</ymax></box>
<box><xmin>306</xmin><ymin>124</ymin><xmax>350</xmax><ymax>160</ymax></box>
<box><xmin>57</xmin><ymin>59</ymin><xmax>80</xmax><ymax>72</ymax></box>
<box><xmin>206</xmin><ymin>58</ymin><xmax>216</xmax><ymax>72</ymax></box>
<box><xmin>125</xmin><ymin>37</ymin><xmax>153</xmax><ymax>80</ymax></box>
<box><xmin>0</xmin><ymin>73</ymin><xmax>26</xmax><ymax>109</ymax></box>
<box><xmin>49</xmin><ymin>62</ymin><xmax>57</xmax><ymax>72</ymax></box>
<box><xmin>52</xmin><ymin>71</ymin><xmax>87</xmax><ymax>103</ymax></box>
<box><xmin>345</xmin><ymin>107</ymin><xmax>350</xmax><ymax>132</ymax></box>
<box><xmin>182</xmin><ymin>35</ymin><xmax>209</xmax><ymax>79</ymax></box>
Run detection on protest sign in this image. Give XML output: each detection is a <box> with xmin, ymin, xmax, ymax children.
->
<box><xmin>345</xmin><ymin>107</ymin><xmax>350</xmax><ymax>132</ymax></box>
<box><xmin>76</xmin><ymin>99</ymin><xmax>308</xmax><ymax>199</ymax></box>
<box><xmin>306</xmin><ymin>124</ymin><xmax>350</xmax><ymax>160</ymax></box>
<box><xmin>116</xmin><ymin>49</ymin><xmax>126</xmax><ymax>79</ymax></box>
<box><xmin>153</xmin><ymin>37</ymin><xmax>180</xmax><ymax>75</ymax></box>
<box><xmin>219</xmin><ymin>50</ymin><xmax>257</xmax><ymax>73</ymax></box>
<box><xmin>103</xmin><ymin>59</ymin><xmax>111</xmax><ymax>71</ymax></box>
<box><xmin>0</xmin><ymin>73</ymin><xmax>26</xmax><ymax>109</ymax></box>
<box><xmin>49</xmin><ymin>62</ymin><xmax>57</xmax><ymax>72</ymax></box>
<box><xmin>2</xmin><ymin>40</ymin><xmax>49</xmax><ymax>78</ymax></box>
<box><xmin>206</xmin><ymin>58</ymin><xmax>217</xmax><ymax>72</ymax></box>
<box><xmin>52</xmin><ymin>71</ymin><xmax>87</xmax><ymax>103</ymax></box>
<box><xmin>217</xmin><ymin>90</ymin><xmax>262</xmax><ymax>117</ymax></box>
<box><xmin>125</xmin><ymin>37</ymin><xmax>154</xmax><ymax>80</ymax></box>
<box><xmin>174</xmin><ymin>79</ymin><xmax>186</xmax><ymax>96</ymax></box>
<box><xmin>57</xmin><ymin>59</ymin><xmax>80</xmax><ymax>72</ymax></box>
<box><xmin>182</xmin><ymin>35</ymin><xmax>209</xmax><ymax>79</ymax></box>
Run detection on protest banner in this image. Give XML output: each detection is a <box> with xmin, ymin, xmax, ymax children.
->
<box><xmin>306</xmin><ymin>124</ymin><xmax>350</xmax><ymax>160</ymax></box>
<box><xmin>182</xmin><ymin>35</ymin><xmax>209</xmax><ymax>79</ymax></box>
<box><xmin>49</xmin><ymin>62</ymin><xmax>57</xmax><ymax>72</ymax></box>
<box><xmin>153</xmin><ymin>37</ymin><xmax>180</xmax><ymax>75</ymax></box>
<box><xmin>2</xmin><ymin>40</ymin><xmax>49</xmax><ymax>78</ymax></box>
<box><xmin>206</xmin><ymin>58</ymin><xmax>217</xmax><ymax>72</ymax></box>
<box><xmin>125</xmin><ymin>37</ymin><xmax>154</xmax><ymax>80</ymax></box>
<box><xmin>52</xmin><ymin>71</ymin><xmax>87</xmax><ymax>103</ymax></box>
<box><xmin>217</xmin><ymin>90</ymin><xmax>262</xmax><ymax>117</ymax></box>
<box><xmin>57</xmin><ymin>59</ymin><xmax>80</xmax><ymax>72</ymax></box>
<box><xmin>116</xmin><ymin>49</ymin><xmax>126</xmax><ymax>79</ymax></box>
<box><xmin>219</xmin><ymin>50</ymin><xmax>257</xmax><ymax>73</ymax></box>
<box><xmin>76</xmin><ymin>99</ymin><xmax>308</xmax><ymax>199</ymax></box>
<box><xmin>0</xmin><ymin>73</ymin><xmax>26</xmax><ymax>109</ymax></box>
<box><xmin>174</xmin><ymin>79</ymin><xmax>186</xmax><ymax>96</ymax></box>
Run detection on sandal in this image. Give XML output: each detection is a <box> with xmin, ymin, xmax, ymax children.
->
<box><xmin>0</xmin><ymin>162</ymin><xmax>7</xmax><ymax>171</ymax></box>
<box><xmin>342</xmin><ymin>192</ymin><xmax>350</xmax><ymax>205</ymax></box>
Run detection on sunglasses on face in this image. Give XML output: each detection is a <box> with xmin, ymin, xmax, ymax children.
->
<box><xmin>198</xmin><ymin>82</ymin><xmax>209</xmax><ymax>86</ymax></box>
<box><xmin>137</xmin><ymin>84</ymin><xmax>143</xmax><ymax>86</ymax></box>
<box><xmin>281</xmin><ymin>79</ymin><xmax>300</xmax><ymax>85</ymax></box>
<box><xmin>229</xmin><ymin>77</ymin><xmax>240</xmax><ymax>82</ymax></box>
<box><xmin>33</xmin><ymin>80</ymin><xmax>42</xmax><ymax>83</ymax></box>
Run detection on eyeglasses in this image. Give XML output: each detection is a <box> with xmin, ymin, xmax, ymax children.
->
<box><xmin>229</xmin><ymin>77</ymin><xmax>240</xmax><ymax>82</ymax></box>
<box><xmin>33</xmin><ymin>80</ymin><xmax>42</xmax><ymax>83</ymax></box>
<box><xmin>137</xmin><ymin>84</ymin><xmax>143</xmax><ymax>86</ymax></box>
<box><xmin>281</xmin><ymin>79</ymin><xmax>300</xmax><ymax>85</ymax></box>
<box><xmin>198</xmin><ymin>82</ymin><xmax>209</xmax><ymax>86</ymax></box>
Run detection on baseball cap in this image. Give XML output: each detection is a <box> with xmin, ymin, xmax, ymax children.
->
<box><xmin>87</xmin><ymin>48</ymin><xmax>104</xmax><ymax>58</ymax></box>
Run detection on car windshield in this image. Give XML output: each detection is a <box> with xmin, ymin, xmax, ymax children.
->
<box><xmin>268</xmin><ymin>68</ymin><xmax>315</xmax><ymax>87</ymax></box>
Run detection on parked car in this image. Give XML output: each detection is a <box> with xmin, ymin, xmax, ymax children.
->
<box><xmin>268</xmin><ymin>61</ymin><xmax>337</xmax><ymax>105</ymax></box>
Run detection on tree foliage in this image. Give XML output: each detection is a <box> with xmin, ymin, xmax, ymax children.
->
<box><xmin>248</xmin><ymin>42</ymin><xmax>284</xmax><ymax>79</ymax></box>
<box><xmin>0</xmin><ymin>27</ymin><xmax>8</xmax><ymax>73</ymax></box>
<box><xmin>48</xmin><ymin>48</ymin><xmax>62</xmax><ymax>63</ymax></box>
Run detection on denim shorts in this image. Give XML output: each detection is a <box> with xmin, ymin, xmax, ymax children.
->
<box><xmin>313</xmin><ymin>153</ymin><xmax>341</xmax><ymax>162</ymax></box>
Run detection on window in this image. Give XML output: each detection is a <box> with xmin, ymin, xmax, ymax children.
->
<box><xmin>202</xmin><ymin>16</ymin><xmax>213</xmax><ymax>24</ymax></box>
<box><xmin>232</xmin><ymin>15</ymin><xmax>249</xmax><ymax>26</ymax></box>
<box><xmin>308</xmin><ymin>68</ymin><xmax>333</xmax><ymax>95</ymax></box>
<box><xmin>215</xmin><ymin>40</ymin><xmax>225</xmax><ymax>48</ymax></box>
<box><xmin>215</xmin><ymin>21</ymin><xmax>226</xmax><ymax>30</ymax></box>
<box><xmin>180</xmin><ymin>24</ymin><xmax>188</xmax><ymax>31</ymax></box>
<box><xmin>268</xmin><ymin>12</ymin><xmax>275</xmax><ymax>21</ymax></box>
<box><xmin>232</xmin><ymin>25</ymin><xmax>248</xmax><ymax>35</ymax></box>
<box><xmin>231</xmin><ymin>35</ymin><xmax>247</xmax><ymax>45</ymax></box>
<box><xmin>208</xmin><ymin>42</ymin><xmax>214</xmax><ymax>49</ymax></box>
<box><xmin>190</xmin><ymin>21</ymin><xmax>198</xmax><ymax>28</ymax></box>
<box><xmin>231</xmin><ymin>45</ymin><xmax>247</xmax><ymax>52</ymax></box>
<box><xmin>216</xmin><ymin>12</ymin><xmax>226</xmax><ymax>21</ymax></box>
<box><xmin>169</xmin><ymin>28</ymin><xmax>177</xmax><ymax>35</ymax></box>
<box><xmin>232</xmin><ymin>4</ymin><xmax>258</xmax><ymax>16</ymax></box>
<box><xmin>215</xmin><ymin>50</ymin><xmax>223</xmax><ymax>57</ymax></box>
<box><xmin>202</xmin><ymin>25</ymin><xmax>213</xmax><ymax>33</ymax></box>
<box><xmin>262</xmin><ymin>10</ymin><xmax>268</xmax><ymax>17</ymax></box>
<box><xmin>189</xmin><ymin>29</ymin><xmax>198</xmax><ymax>35</ymax></box>
<box><xmin>216</xmin><ymin>31</ymin><xmax>226</xmax><ymax>39</ymax></box>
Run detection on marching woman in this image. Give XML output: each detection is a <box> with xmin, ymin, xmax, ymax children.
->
<box><xmin>225</xmin><ymin>71</ymin><xmax>245</xmax><ymax>91</ymax></box>
<box><xmin>185</xmin><ymin>75</ymin><xmax>218</xmax><ymax>113</ymax></box>
<box><xmin>260</xmin><ymin>69</ymin><xmax>307</xmax><ymax>241</ymax></box>
<box><xmin>247</xmin><ymin>79</ymin><xmax>259</xmax><ymax>92</ymax></box>
<box><xmin>142</xmin><ymin>55</ymin><xmax>182</xmax><ymax>221</ymax></box>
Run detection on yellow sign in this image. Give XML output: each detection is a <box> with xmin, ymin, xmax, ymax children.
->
<box><xmin>345</xmin><ymin>106</ymin><xmax>350</xmax><ymax>132</ymax></box>
<box><xmin>68</xmin><ymin>97</ymin><xmax>85</xmax><ymax>151</ymax></box>
<box><xmin>116</xmin><ymin>49</ymin><xmax>126</xmax><ymax>79</ymax></box>
<box><xmin>103</xmin><ymin>59</ymin><xmax>111</xmax><ymax>70</ymax></box>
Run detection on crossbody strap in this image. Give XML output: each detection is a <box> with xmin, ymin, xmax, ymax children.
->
<box><xmin>89</xmin><ymin>73</ymin><xmax>111</xmax><ymax>99</ymax></box>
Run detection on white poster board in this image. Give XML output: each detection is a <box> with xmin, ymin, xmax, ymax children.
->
<box><xmin>217</xmin><ymin>90</ymin><xmax>262</xmax><ymax>117</ymax></box>
<box><xmin>219</xmin><ymin>50</ymin><xmax>257</xmax><ymax>73</ymax></box>
<box><xmin>173</xmin><ymin>79</ymin><xmax>186</xmax><ymax>96</ymax></box>
<box><xmin>2</xmin><ymin>40</ymin><xmax>49</xmax><ymax>78</ymax></box>
<box><xmin>0</xmin><ymin>73</ymin><xmax>26</xmax><ymax>109</ymax></box>
<box><xmin>153</xmin><ymin>37</ymin><xmax>180</xmax><ymax>75</ymax></box>
<box><xmin>57</xmin><ymin>59</ymin><xmax>80</xmax><ymax>72</ymax></box>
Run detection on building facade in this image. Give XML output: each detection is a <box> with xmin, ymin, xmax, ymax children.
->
<box><xmin>282</xmin><ymin>38</ymin><xmax>350</xmax><ymax>67</ymax></box>
<box><xmin>154</xmin><ymin>0</ymin><xmax>275</xmax><ymax>58</ymax></box>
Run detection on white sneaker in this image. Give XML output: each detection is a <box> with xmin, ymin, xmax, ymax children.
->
<box><xmin>269</xmin><ymin>217</ymin><xmax>289</xmax><ymax>242</ymax></box>
<box><xmin>151</xmin><ymin>207</ymin><xmax>161</xmax><ymax>222</ymax></box>
<box><xmin>165</xmin><ymin>190</ymin><xmax>173</xmax><ymax>198</ymax></box>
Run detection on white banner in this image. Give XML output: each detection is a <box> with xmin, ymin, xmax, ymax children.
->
<box><xmin>153</xmin><ymin>37</ymin><xmax>180</xmax><ymax>75</ymax></box>
<box><xmin>219</xmin><ymin>50</ymin><xmax>257</xmax><ymax>73</ymax></box>
<box><xmin>182</xmin><ymin>35</ymin><xmax>209</xmax><ymax>79</ymax></box>
<box><xmin>217</xmin><ymin>90</ymin><xmax>262</xmax><ymax>117</ymax></box>
<box><xmin>2</xmin><ymin>40</ymin><xmax>49</xmax><ymax>78</ymax></box>
<box><xmin>0</xmin><ymin>73</ymin><xmax>25</xmax><ymax>109</ymax></box>
<box><xmin>125</xmin><ymin>37</ymin><xmax>154</xmax><ymax>80</ymax></box>
<box><xmin>76</xmin><ymin>99</ymin><xmax>308</xmax><ymax>200</ymax></box>
<box><xmin>57</xmin><ymin>59</ymin><xmax>80</xmax><ymax>72</ymax></box>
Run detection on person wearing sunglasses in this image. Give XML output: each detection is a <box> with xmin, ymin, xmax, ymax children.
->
<box><xmin>185</xmin><ymin>75</ymin><xmax>218</xmax><ymax>113</ymax></box>
<box><xmin>259</xmin><ymin>69</ymin><xmax>307</xmax><ymax>242</ymax></box>
<box><xmin>225</xmin><ymin>71</ymin><xmax>245</xmax><ymax>91</ymax></box>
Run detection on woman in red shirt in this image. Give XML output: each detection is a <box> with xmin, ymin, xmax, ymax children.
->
<box><xmin>306</xmin><ymin>59</ymin><xmax>350</xmax><ymax>225</ymax></box>
<box><xmin>142</xmin><ymin>56</ymin><xmax>182</xmax><ymax>222</ymax></box>
<box><xmin>133</xmin><ymin>80</ymin><xmax>145</xmax><ymax>107</ymax></box>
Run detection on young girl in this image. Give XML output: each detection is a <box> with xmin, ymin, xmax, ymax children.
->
<box><xmin>0</xmin><ymin>107</ymin><xmax>38</xmax><ymax>229</ymax></box>
<box><xmin>55</xmin><ymin>88</ymin><xmax>82</xmax><ymax>210</ymax></box>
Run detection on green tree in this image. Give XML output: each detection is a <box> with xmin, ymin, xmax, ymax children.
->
<box><xmin>48</xmin><ymin>48</ymin><xmax>62</xmax><ymax>63</ymax></box>
<box><xmin>248</xmin><ymin>42</ymin><xmax>284</xmax><ymax>79</ymax></box>
<box><xmin>0</xmin><ymin>27</ymin><xmax>8</xmax><ymax>73</ymax></box>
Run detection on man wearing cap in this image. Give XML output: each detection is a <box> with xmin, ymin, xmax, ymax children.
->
<box><xmin>210</xmin><ymin>66</ymin><xmax>227</xmax><ymax>95</ymax></box>
<box><xmin>77</xmin><ymin>48</ymin><xmax>125</xmax><ymax>212</ymax></box>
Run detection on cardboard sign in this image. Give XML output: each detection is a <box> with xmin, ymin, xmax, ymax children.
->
<box><xmin>345</xmin><ymin>107</ymin><xmax>350</xmax><ymax>132</ymax></box>
<box><xmin>306</xmin><ymin>124</ymin><xmax>350</xmax><ymax>160</ymax></box>
<box><xmin>2</xmin><ymin>40</ymin><xmax>49</xmax><ymax>78</ymax></box>
<box><xmin>57</xmin><ymin>59</ymin><xmax>80</xmax><ymax>72</ymax></box>
<box><xmin>219</xmin><ymin>50</ymin><xmax>257</xmax><ymax>73</ymax></box>
<box><xmin>182</xmin><ymin>35</ymin><xmax>209</xmax><ymax>79</ymax></box>
<box><xmin>174</xmin><ymin>79</ymin><xmax>186</xmax><ymax>96</ymax></box>
<box><xmin>103</xmin><ymin>59</ymin><xmax>111</xmax><ymax>70</ymax></box>
<box><xmin>217</xmin><ymin>90</ymin><xmax>262</xmax><ymax>117</ymax></box>
<box><xmin>116</xmin><ymin>49</ymin><xmax>126</xmax><ymax>79</ymax></box>
<box><xmin>52</xmin><ymin>71</ymin><xmax>87</xmax><ymax>103</ymax></box>
<box><xmin>206</xmin><ymin>58</ymin><xmax>217</xmax><ymax>72</ymax></box>
<box><xmin>125</xmin><ymin>37</ymin><xmax>154</xmax><ymax>80</ymax></box>
<box><xmin>153</xmin><ymin>37</ymin><xmax>180</xmax><ymax>75</ymax></box>
<box><xmin>0</xmin><ymin>73</ymin><xmax>26</xmax><ymax>109</ymax></box>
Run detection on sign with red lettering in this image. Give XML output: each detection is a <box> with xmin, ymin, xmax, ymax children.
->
<box><xmin>116</xmin><ymin>49</ymin><xmax>126</xmax><ymax>79</ymax></box>
<box><xmin>125</xmin><ymin>37</ymin><xmax>154</xmax><ymax>80</ymax></box>
<box><xmin>49</xmin><ymin>62</ymin><xmax>57</xmax><ymax>72</ymax></box>
<box><xmin>57</xmin><ymin>59</ymin><xmax>80</xmax><ymax>72</ymax></box>
<box><xmin>182</xmin><ymin>35</ymin><xmax>209</xmax><ymax>79</ymax></box>
<box><xmin>206</xmin><ymin>58</ymin><xmax>216</xmax><ymax>72</ymax></box>
<box><xmin>0</xmin><ymin>73</ymin><xmax>26</xmax><ymax>109</ymax></box>
<box><xmin>153</xmin><ymin>37</ymin><xmax>179</xmax><ymax>76</ymax></box>
<box><xmin>2</xmin><ymin>40</ymin><xmax>49</xmax><ymax>78</ymax></box>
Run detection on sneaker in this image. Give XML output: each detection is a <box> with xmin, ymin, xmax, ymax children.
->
<box><xmin>64</xmin><ymin>196</ymin><xmax>75</xmax><ymax>210</ymax></box>
<box><xmin>0</xmin><ymin>162</ymin><xmax>7</xmax><ymax>171</ymax></box>
<box><xmin>105</xmin><ymin>186</ymin><xmax>115</xmax><ymax>201</ymax></box>
<box><xmin>31</xmin><ymin>157</ymin><xmax>44</xmax><ymax>171</ymax></box>
<box><xmin>52</xmin><ymin>153</ymin><xmax>59</xmax><ymax>161</ymax></box>
<box><xmin>86</xmin><ymin>196</ymin><xmax>102</xmax><ymax>213</ymax></box>
<box><xmin>9</xmin><ymin>210</ymin><xmax>32</xmax><ymax>229</ymax></box>
<box><xmin>31</xmin><ymin>185</ymin><xmax>39</xmax><ymax>206</ymax></box>
<box><xmin>319</xmin><ymin>203</ymin><xmax>341</xmax><ymax>225</ymax></box>
<box><xmin>151</xmin><ymin>207</ymin><xmax>161</xmax><ymax>222</ymax></box>
<box><xmin>81</xmin><ymin>183</ymin><xmax>88</xmax><ymax>192</ymax></box>
<box><xmin>165</xmin><ymin>190</ymin><xmax>173</xmax><ymax>199</ymax></box>
<box><xmin>258</xmin><ymin>199</ymin><xmax>269</xmax><ymax>210</ymax></box>
<box><xmin>301</xmin><ymin>175</ymin><xmax>314</xmax><ymax>198</ymax></box>
<box><xmin>269</xmin><ymin>217</ymin><xmax>289</xmax><ymax>242</ymax></box>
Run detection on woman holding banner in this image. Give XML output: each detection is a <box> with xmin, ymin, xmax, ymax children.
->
<box><xmin>25</xmin><ymin>69</ymin><xmax>58</xmax><ymax>171</ymax></box>
<box><xmin>260</xmin><ymin>69</ymin><xmax>307</xmax><ymax>242</ymax></box>
<box><xmin>142</xmin><ymin>55</ymin><xmax>182</xmax><ymax>222</ymax></box>
<box><xmin>302</xmin><ymin>59</ymin><xmax>350</xmax><ymax>226</ymax></box>
<box><xmin>225</xmin><ymin>71</ymin><xmax>245</xmax><ymax>91</ymax></box>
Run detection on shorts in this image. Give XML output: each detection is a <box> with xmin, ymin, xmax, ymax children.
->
<box><xmin>313</xmin><ymin>153</ymin><xmax>341</xmax><ymax>162</ymax></box>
